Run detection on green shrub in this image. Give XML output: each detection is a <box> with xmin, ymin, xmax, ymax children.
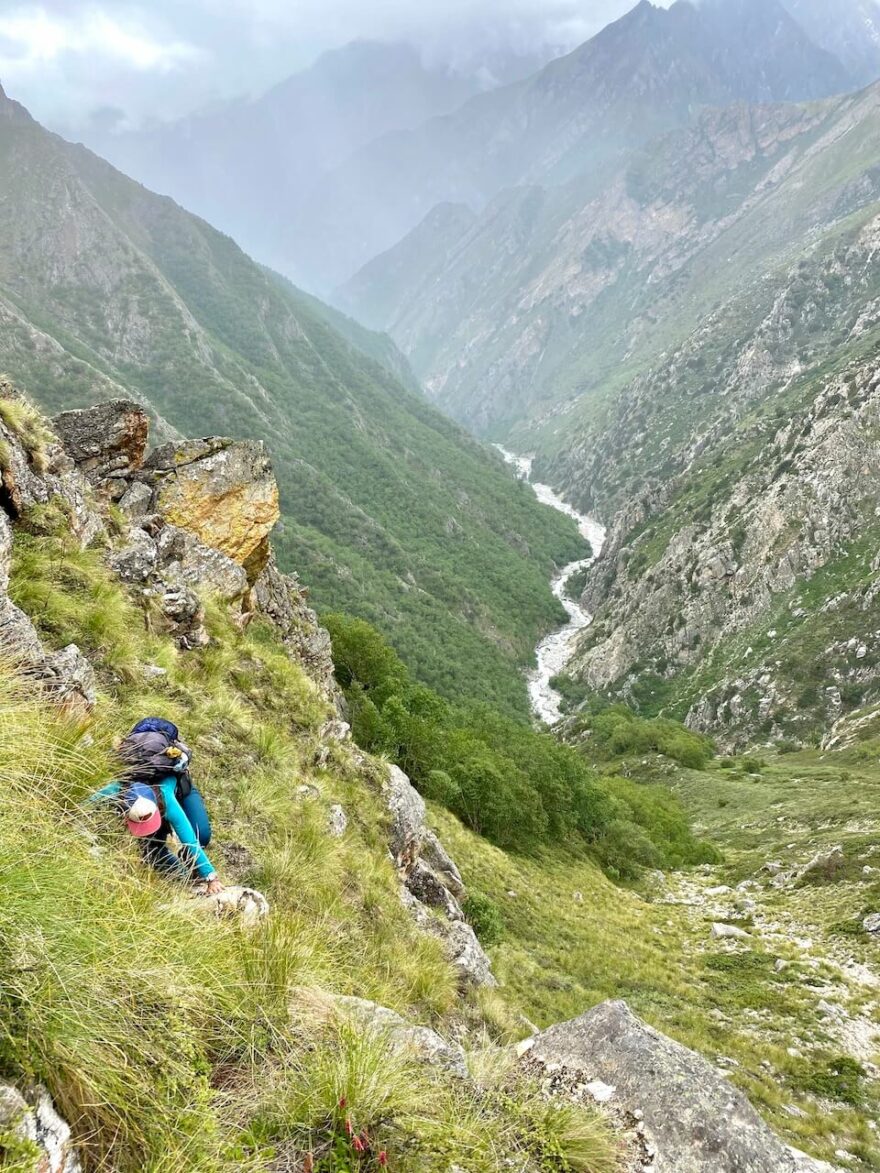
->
<box><xmin>789</xmin><ymin>1055</ymin><xmax>866</xmax><ymax>1106</ymax></box>
<box><xmin>581</xmin><ymin>705</ymin><xmax>714</xmax><ymax>770</ymax></box>
<box><xmin>462</xmin><ymin>890</ymin><xmax>505</xmax><ymax>946</ymax></box>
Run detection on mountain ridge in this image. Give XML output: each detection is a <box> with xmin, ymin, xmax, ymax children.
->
<box><xmin>0</xmin><ymin>86</ymin><xmax>586</xmax><ymax>717</ymax></box>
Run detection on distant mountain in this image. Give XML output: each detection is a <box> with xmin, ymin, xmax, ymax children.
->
<box><xmin>84</xmin><ymin>41</ymin><xmax>485</xmax><ymax>288</ymax></box>
<box><xmin>0</xmin><ymin>83</ymin><xmax>585</xmax><ymax>717</ymax></box>
<box><xmin>340</xmin><ymin>81</ymin><xmax>880</xmax><ymax>457</ymax></box>
<box><xmin>82</xmin><ymin>39</ymin><xmax>547</xmax><ymax>293</ymax></box>
<box><xmin>783</xmin><ymin>0</ymin><xmax>880</xmax><ymax>86</ymax></box>
<box><xmin>313</xmin><ymin>0</ymin><xmax>852</xmax><ymax>289</ymax></box>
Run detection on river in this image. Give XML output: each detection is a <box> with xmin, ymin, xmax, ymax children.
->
<box><xmin>496</xmin><ymin>447</ymin><xmax>607</xmax><ymax>725</ymax></box>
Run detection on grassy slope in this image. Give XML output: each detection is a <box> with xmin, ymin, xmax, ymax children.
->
<box><xmin>0</xmin><ymin>515</ymin><xmax>618</xmax><ymax>1173</ymax></box>
<box><xmin>0</xmin><ymin>103</ymin><xmax>586</xmax><ymax>720</ymax></box>
<box><xmin>436</xmin><ymin>737</ymin><xmax>880</xmax><ymax>1169</ymax></box>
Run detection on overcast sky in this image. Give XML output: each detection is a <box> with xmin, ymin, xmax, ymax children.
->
<box><xmin>0</xmin><ymin>0</ymin><xmax>668</xmax><ymax>132</ymax></box>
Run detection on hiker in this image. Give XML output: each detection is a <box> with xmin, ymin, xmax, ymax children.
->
<box><xmin>90</xmin><ymin>717</ymin><xmax>224</xmax><ymax>894</ymax></box>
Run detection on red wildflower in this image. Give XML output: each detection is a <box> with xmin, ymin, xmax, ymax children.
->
<box><xmin>378</xmin><ymin>1151</ymin><xmax>388</xmax><ymax>1167</ymax></box>
<box><xmin>353</xmin><ymin>1135</ymin><xmax>366</xmax><ymax>1153</ymax></box>
<box><xmin>338</xmin><ymin>1096</ymin><xmax>347</xmax><ymax>1111</ymax></box>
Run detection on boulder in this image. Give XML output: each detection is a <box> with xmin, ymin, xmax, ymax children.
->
<box><xmin>330</xmin><ymin>994</ymin><xmax>468</xmax><ymax>1078</ymax></box>
<box><xmin>711</xmin><ymin>923</ymin><xmax>751</xmax><ymax>940</ymax></box>
<box><xmin>863</xmin><ymin>913</ymin><xmax>880</xmax><ymax>934</ymax></box>
<box><xmin>328</xmin><ymin>804</ymin><xmax>348</xmax><ymax>838</ymax></box>
<box><xmin>0</xmin><ymin>1083</ymin><xmax>82</xmax><ymax>1172</ymax></box>
<box><xmin>526</xmin><ymin>1001</ymin><xmax>821</xmax><ymax>1173</ymax></box>
<box><xmin>53</xmin><ymin>400</ymin><xmax>148</xmax><ymax>490</ymax></box>
<box><xmin>142</xmin><ymin>438</ymin><xmax>279</xmax><ymax>579</ymax></box>
<box><xmin>108</xmin><ymin>527</ymin><xmax>158</xmax><ymax>585</ymax></box>
<box><xmin>798</xmin><ymin>846</ymin><xmax>845</xmax><ymax>883</ymax></box>
<box><xmin>117</xmin><ymin>480</ymin><xmax>153</xmax><ymax>519</ymax></box>
<box><xmin>385</xmin><ymin>764</ymin><xmax>427</xmax><ymax>868</ymax></box>
<box><xmin>444</xmin><ymin>921</ymin><xmax>497</xmax><ymax>988</ymax></box>
<box><xmin>146</xmin><ymin>580</ymin><xmax>207</xmax><ymax>650</ymax></box>
<box><xmin>42</xmin><ymin>644</ymin><xmax>97</xmax><ymax>711</ymax></box>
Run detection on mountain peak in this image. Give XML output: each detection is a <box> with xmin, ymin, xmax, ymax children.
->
<box><xmin>0</xmin><ymin>81</ymin><xmax>33</xmax><ymax>125</ymax></box>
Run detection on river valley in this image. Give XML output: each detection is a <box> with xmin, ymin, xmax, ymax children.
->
<box><xmin>497</xmin><ymin>447</ymin><xmax>607</xmax><ymax>724</ymax></box>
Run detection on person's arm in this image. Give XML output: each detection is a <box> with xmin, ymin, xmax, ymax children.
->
<box><xmin>85</xmin><ymin>781</ymin><xmax>122</xmax><ymax>806</ymax></box>
<box><xmin>158</xmin><ymin>780</ymin><xmax>218</xmax><ymax>883</ymax></box>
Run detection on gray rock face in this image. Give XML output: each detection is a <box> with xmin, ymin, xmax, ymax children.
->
<box><xmin>421</xmin><ymin>828</ymin><xmax>465</xmax><ymax>898</ymax></box>
<box><xmin>385</xmin><ymin>763</ymin><xmax>427</xmax><ymax>867</ymax></box>
<box><xmin>330</xmin><ymin>994</ymin><xmax>468</xmax><ymax>1078</ymax></box>
<box><xmin>53</xmin><ymin>400</ymin><xmax>148</xmax><ymax>491</ymax></box>
<box><xmin>155</xmin><ymin>524</ymin><xmax>248</xmax><ymax>603</ymax></box>
<box><xmin>328</xmin><ymin>804</ymin><xmax>348</xmax><ymax>838</ymax></box>
<box><xmin>405</xmin><ymin>859</ymin><xmax>464</xmax><ymax>921</ymax></box>
<box><xmin>108</xmin><ymin>526</ymin><xmax>158</xmax><ymax>585</ymax></box>
<box><xmin>141</xmin><ymin>436</ymin><xmax>279</xmax><ymax>579</ymax></box>
<box><xmin>527</xmin><ymin>1001</ymin><xmax>818</xmax><ymax>1173</ymax></box>
<box><xmin>248</xmin><ymin>555</ymin><xmax>337</xmax><ymax>695</ymax></box>
<box><xmin>444</xmin><ymin>921</ymin><xmax>498</xmax><ymax>988</ymax></box>
<box><xmin>383</xmin><ymin>763</ymin><xmax>495</xmax><ymax>987</ymax></box>
<box><xmin>117</xmin><ymin>480</ymin><xmax>153</xmax><ymax>519</ymax></box>
<box><xmin>0</xmin><ymin>1083</ymin><xmax>82</xmax><ymax>1172</ymax></box>
<box><xmin>42</xmin><ymin>644</ymin><xmax>97</xmax><ymax>710</ymax></box>
<box><xmin>0</xmin><ymin>383</ymin><xmax>104</xmax><ymax>546</ymax></box>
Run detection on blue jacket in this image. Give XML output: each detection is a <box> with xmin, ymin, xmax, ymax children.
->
<box><xmin>90</xmin><ymin>777</ymin><xmax>216</xmax><ymax>880</ymax></box>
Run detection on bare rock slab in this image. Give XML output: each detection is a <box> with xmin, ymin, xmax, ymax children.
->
<box><xmin>527</xmin><ymin>1000</ymin><xmax>822</xmax><ymax>1173</ymax></box>
<box><xmin>144</xmin><ymin>438</ymin><xmax>279</xmax><ymax>577</ymax></box>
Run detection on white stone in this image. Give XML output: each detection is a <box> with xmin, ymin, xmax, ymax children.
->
<box><xmin>585</xmin><ymin>1079</ymin><xmax>616</xmax><ymax>1103</ymax></box>
<box><xmin>712</xmin><ymin>922</ymin><xmax>751</xmax><ymax>940</ymax></box>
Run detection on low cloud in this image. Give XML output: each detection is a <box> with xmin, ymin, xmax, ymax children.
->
<box><xmin>1</xmin><ymin>0</ymin><xmax>666</xmax><ymax>131</ymax></box>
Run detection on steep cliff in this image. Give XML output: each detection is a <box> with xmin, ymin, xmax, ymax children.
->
<box><xmin>559</xmin><ymin>204</ymin><xmax>880</xmax><ymax>747</ymax></box>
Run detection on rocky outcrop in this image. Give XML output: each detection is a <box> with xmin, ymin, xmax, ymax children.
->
<box><xmin>46</xmin><ymin>401</ymin><xmax>319</xmax><ymax>660</ymax></box>
<box><xmin>0</xmin><ymin>390</ymin><xmax>97</xmax><ymax>711</ymax></box>
<box><xmin>522</xmin><ymin>1001</ymin><xmax>840</xmax><ymax>1173</ymax></box>
<box><xmin>52</xmin><ymin>400</ymin><xmax>148</xmax><ymax>495</ymax></box>
<box><xmin>384</xmin><ymin>763</ymin><xmax>496</xmax><ymax>988</ymax></box>
<box><xmin>0</xmin><ymin>1083</ymin><xmax>81</xmax><ymax>1172</ymax></box>
<box><xmin>329</xmin><ymin>994</ymin><xmax>468</xmax><ymax>1078</ymax></box>
<box><xmin>141</xmin><ymin>438</ymin><xmax>279</xmax><ymax>580</ymax></box>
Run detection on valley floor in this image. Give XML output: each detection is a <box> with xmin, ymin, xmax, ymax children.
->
<box><xmin>434</xmin><ymin>748</ymin><xmax>880</xmax><ymax>1170</ymax></box>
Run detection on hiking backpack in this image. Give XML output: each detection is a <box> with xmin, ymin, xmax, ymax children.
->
<box><xmin>117</xmin><ymin>719</ymin><xmax>194</xmax><ymax>798</ymax></box>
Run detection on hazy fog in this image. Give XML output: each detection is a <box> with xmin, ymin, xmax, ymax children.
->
<box><xmin>0</xmin><ymin>0</ymin><xmax>671</xmax><ymax>131</ymax></box>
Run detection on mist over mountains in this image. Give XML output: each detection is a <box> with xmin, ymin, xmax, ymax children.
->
<box><xmin>74</xmin><ymin>0</ymin><xmax>879</xmax><ymax>295</ymax></box>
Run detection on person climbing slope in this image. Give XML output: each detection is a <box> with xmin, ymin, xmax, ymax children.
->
<box><xmin>90</xmin><ymin>717</ymin><xmax>224</xmax><ymax>894</ymax></box>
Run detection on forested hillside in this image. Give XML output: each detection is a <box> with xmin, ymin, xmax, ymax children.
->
<box><xmin>0</xmin><ymin>83</ymin><xmax>585</xmax><ymax>717</ymax></box>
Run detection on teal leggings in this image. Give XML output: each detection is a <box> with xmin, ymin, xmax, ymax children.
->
<box><xmin>141</xmin><ymin>788</ymin><xmax>212</xmax><ymax>881</ymax></box>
